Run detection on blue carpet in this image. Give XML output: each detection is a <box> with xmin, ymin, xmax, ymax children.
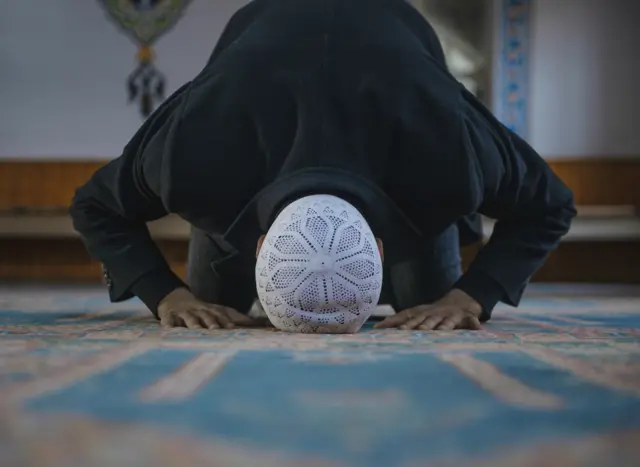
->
<box><xmin>0</xmin><ymin>284</ymin><xmax>639</xmax><ymax>467</ymax></box>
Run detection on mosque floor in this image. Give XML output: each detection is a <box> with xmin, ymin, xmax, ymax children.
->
<box><xmin>1</xmin><ymin>283</ymin><xmax>639</xmax><ymax>467</ymax></box>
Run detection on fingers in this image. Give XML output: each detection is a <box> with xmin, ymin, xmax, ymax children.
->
<box><xmin>462</xmin><ymin>315</ymin><xmax>483</xmax><ymax>330</ymax></box>
<box><xmin>434</xmin><ymin>316</ymin><xmax>459</xmax><ymax>331</ymax></box>
<box><xmin>374</xmin><ymin>307</ymin><xmax>444</xmax><ymax>330</ymax></box>
<box><xmin>373</xmin><ymin>305</ymin><xmax>483</xmax><ymax>331</ymax></box>
<box><xmin>424</xmin><ymin>313</ymin><xmax>482</xmax><ymax>331</ymax></box>
<box><xmin>160</xmin><ymin>313</ymin><xmax>178</xmax><ymax>328</ymax></box>
<box><xmin>373</xmin><ymin>316</ymin><xmax>400</xmax><ymax>329</ymax></box>
<box><xmin>224</xmin><ymin>307</ymin><xmax>258</xmax><ymax>326</ymax></box>
<box><xmin>197</xmin><ymin>310</ymin><xmax>220</xmax><ymax>330</ymax></box>
<box><xmin>373</xmin><ymin>310</ymin><xmax>414</xmax><ymax>329</ymax></box>
<box><xmin>417</xmin><ymin>315</ymin><xmax>447</xmax><ymax>331</ymax></box>
<box><xmin>185</xmin><ymin>306</ymin><xmax>241</xmax><ymax>330</ymax></box>
<box><xmin>162</xmin><ymin>310</ymin><xmax>216</xmax><ymax>330</ymax></box>
<box><xmin>180</xmin><ymin>312</ymin><xmax>205</xmax><ymax>330</ymax></box>
<box><xmin>160</xmin><ymin>303</ymin><xmax>256</xmax><ymax>331</ymax></box>
<box><xmin>400</xmin><ymin>313</ymin><xmax>435</xmax><ymax>330</ymax></box>
<box><xmin>205</xmin><ymin>306</ymin><xmax>234</xmax><ymax>329</ymax></box>
<box><xmin>203</xmin><ymin>306</ymin><xmax>257</xmax><ymax>328</ymax></box>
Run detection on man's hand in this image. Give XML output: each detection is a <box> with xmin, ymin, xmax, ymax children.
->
<box><xmin>157</xmin><ymin>287</ymin><xmax>258</xmax><ymax>330</ymax></box>
<box><xmin>374</xmin><ymin>289</ymin><xmax>483</xmax><ymax>331</ymax></box>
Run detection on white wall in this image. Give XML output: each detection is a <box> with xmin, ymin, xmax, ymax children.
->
<box><xmin>0</xmin><ymin>0</ymin><xmax>248</xmax><ymax>159</ymax></box>
<box><xmin>527</xmin><ymin>0</ymin><xmax>640</xmax><ymax>158</ymax></box>
<box><xmin>3</xmin><ymin>0</ymin><xmax>639</xmax><ymax>160</ymax></box>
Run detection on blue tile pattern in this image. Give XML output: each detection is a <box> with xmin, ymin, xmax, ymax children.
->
<box><xmin>496</xmin><ymin>0</ymin><xmax>531</xmax><ymax>138</ymax></box>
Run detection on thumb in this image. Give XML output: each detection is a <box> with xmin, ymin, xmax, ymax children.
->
<box><xmin>223</xmin><ymin>307</ymin><xmax>258</xmax><ymax>326</ymax></box>
<box><xmin>464</xmin><ymin>314</ymin><xmax>482</xmax><ymax>330</ymax></box>
<box><xmin>160</xmin><ymin>313</ymin><xmax>177</xmax><ymax>328</ymax></box>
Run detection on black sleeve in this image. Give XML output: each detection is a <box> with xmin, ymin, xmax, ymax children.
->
<box><xmin>205</xmin><ymin>0</ymin><xmax>267</xmax><ymax>67</ymax></box>
<box><xmin>69</xmin><ymin>83</ymin><xmax>191</xmax><ymax>317</ymax></box>
<box><xmin>453</xmin><ymin>90</ymin><xmax>577</xmax><ymax>321</ymax></box>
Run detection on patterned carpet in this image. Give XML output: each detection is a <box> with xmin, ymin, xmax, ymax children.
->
<box><xmin>0</xmin><ymin>284</ymin><xmax>639</xmax><ymax>467</ymax></box>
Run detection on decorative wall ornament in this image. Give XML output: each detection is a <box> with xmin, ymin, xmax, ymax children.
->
<box><xmin>496</xmin><ymin>0</ymin><xmax>531</xmax><ymax>138</ymax></box>
<box><xmin>98</xmin><ymin>0</ymin><xmax>194</xmax><ymax>117</ymax></box>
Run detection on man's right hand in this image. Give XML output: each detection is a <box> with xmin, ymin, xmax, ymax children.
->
<box><xmin>157</xmin><ymin>287</ymin><xmax>258</xmax><ymax>330</ymax></box>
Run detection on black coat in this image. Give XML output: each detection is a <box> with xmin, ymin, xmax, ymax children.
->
<box><xmin>70</xmin><ymin>0</ymin><xmax>576</xmax><ymax>320</ymax></box>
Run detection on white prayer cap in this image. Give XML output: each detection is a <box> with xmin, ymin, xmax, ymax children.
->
<box><xmin>255</xmin><ymin>194</ymin><xmax>383</xmax><ymax>333</ymax></box>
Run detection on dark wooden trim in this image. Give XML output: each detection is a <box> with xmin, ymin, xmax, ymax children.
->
<box><xmin>1</xmin><ymin>238</ymin><xmax>638</xmax><ymax>284</ymax></box>
<box><xmin>546</xmin><ymin>157</ymin><xmax>640</xmax><ymax>207</ymax></box>
<box><xmin>0</xmin><ymin>161</ymin><xmax>104</xmax><ymax>210</ymax></box>
<box><xmin>0</xmin><ymin>238</ymin><xmax>187</xmax><ymax>283</ymax></box>
<box><xmin>1</xmin><ymin>157</ymin><xmax>639</xmax><ymax>209</ymax></box>
<box><xmin>1</xmin><ymin>157</ymin><xmax>638</xmax><ymax>284</ymax></box>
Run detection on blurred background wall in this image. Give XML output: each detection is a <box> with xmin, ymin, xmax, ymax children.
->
<box><xmin>0</xmin><ymin>0</ymin><xmax>244</xmax><ymax>159</ymax></box>
<box><xmin>525</xmin><ymin>0</ymin><xmax>639</xmax><ymax>157</ymax></box>
<box><xmin>1</xmin><ymin>0</ymin><xmax>638</xmax><ymax>284</ymax></box>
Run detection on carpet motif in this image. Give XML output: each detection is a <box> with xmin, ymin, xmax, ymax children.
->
<box><xmin>0</xmin><ymin>285</ymin><xmax>639</xmax><ymax>466</ymax></box>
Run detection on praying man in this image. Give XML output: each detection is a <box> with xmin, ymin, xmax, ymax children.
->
<box><xmin>70</xmin><ymin>0</ymin><xmax>575</xmax><ymax>333</ymax></box>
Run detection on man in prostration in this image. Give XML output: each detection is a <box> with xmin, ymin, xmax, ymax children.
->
<box><xmin>70</xmin><ymin>0</ymin><xmax>576</xmax><ymax>334</ymax></box>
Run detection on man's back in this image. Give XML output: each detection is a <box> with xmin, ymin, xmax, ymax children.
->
<box><xmin>168</xmin><ymin>0</ymin><xmax>475</xmax><ymax>236</ymax></box>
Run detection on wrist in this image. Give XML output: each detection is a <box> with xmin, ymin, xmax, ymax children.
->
<box><xmin>158</xmin><ymin>286</ymin><xmax>192</xmax><ymax>310</ymax></box>
<box><xmin>443</xmin><ymin>288</ymin><xmax>483</xmax><ymax>317</ymax></box>
<box><xmin>130</xmin><ymin>267</ymin><xmax>188</xmax><ymax>318</ymax></box>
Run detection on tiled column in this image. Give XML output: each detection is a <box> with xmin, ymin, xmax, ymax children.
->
<box><xmin>493</xmin><ymin>0</ymin><xmax>532</xmax><ymax>139</ymax></box>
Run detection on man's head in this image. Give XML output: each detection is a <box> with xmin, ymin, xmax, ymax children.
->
<box><xmin>255</xmin><ymin>194</ymin><xmax>384</xmax><ymax>333</ymax></box>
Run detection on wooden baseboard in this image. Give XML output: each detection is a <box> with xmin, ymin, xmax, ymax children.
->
<box><xmin>0</xmin><ymin>238</ymin><xmax>187</xmax><ymax>283</ymax></box>
<box><xmin>1</xmin><ymin>156</ymin><xmax>639</xmax><ymax>210</ymax></box>
<box><xmin>1</xmin><ymin>157</ymin><xmax>638</xmax><ymax>284</ymax></box>
<box><xmin>1</xmin><ymin>237</ymin><xmax>638</xmax><ymax>284</ymax></box>
<box><xmin>547</xmin><ymin>157</ymin><xmax>640</xmax><ymax>207</ymax></box>
<box><xmin>0</xmin><ymin>161</ymin><xmax>101</xmax><ymax>210</ymax></box>
<box><xmin>2</xmin><ymin>211</ymin><xmax>639</xmax><ymax>241</ymax></box>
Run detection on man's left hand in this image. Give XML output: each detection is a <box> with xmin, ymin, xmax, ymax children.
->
<box><xmin>373</xmin><ymin>289</ymin><xmax>483</xmax><ymax>331</ymax></box>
